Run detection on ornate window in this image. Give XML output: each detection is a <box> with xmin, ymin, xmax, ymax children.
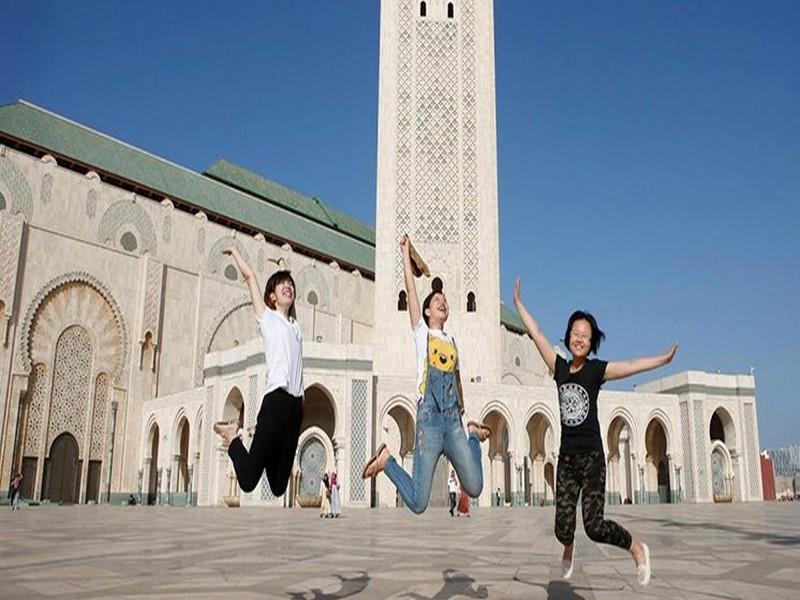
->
<box><xmin>467</xmin><ymin>291</ymin><xmax>476</xmax><ymax>312</ymax></box>
<box><xmin>420</xmin><ymin>2</ymin><xmax>427</xmax><ymax>17</ymax></box>
<box><xmin>397</xmin><ymin>290</ymin><xmax>408</xmax><ymax>311</ymax></box>
<box><xmin>431</xmin><ymin>277</ymin><xmax>443</xmax><ymax>293</ymax></box>
<box><xmin>447</xmin><ymin>2</ymin><xmax>454</xmax><ymax>18</ymax></box>
<box><xmin>224</xmin><ymin>264</ymin><xmax>238</xmax><ymax>281</ymax></box>
<box><xmin>307</xmin><ymin>290</ymin><xmax>319</xmax><ymax>306</ymax></box>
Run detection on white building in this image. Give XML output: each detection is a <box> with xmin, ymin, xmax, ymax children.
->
<box><xmin>0</xmin><ymin>0</ymin><xmax>763</xmax><ymax>509</ymax></box>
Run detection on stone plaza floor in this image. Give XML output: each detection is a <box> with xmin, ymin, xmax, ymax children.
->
<box><xmin>0</xmin><ymin>501</ymin><xmax>798</xmax><ymax>599</ymax></box>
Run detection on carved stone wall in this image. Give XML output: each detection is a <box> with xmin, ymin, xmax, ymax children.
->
<box><xmin>47</xmin><ymin>326</ymin><xmax>93</xmax><ymax>450</ymax></box>
<box><xmin>97</xmin><ymin>199</ymin><xmax>158</xmax><ymax>256</ymax></box>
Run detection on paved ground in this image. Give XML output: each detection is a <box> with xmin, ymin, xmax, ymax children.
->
<box><xmin>1</xmin><ymin>502</ymin><xmax>798</xmax><ymax>599</ymax></box>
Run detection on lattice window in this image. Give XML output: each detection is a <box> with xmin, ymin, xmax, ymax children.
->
<box><xmin>24</xmin><ymin>364</ymin><xmax>48</xmax><ymax>456</ymax></box>
<box><xmin>89</xmin><ymin>373</ymin><xmax>109</xmax><ymax>461</ymax></box>
<box><xmin>97</xmin><ymin>200</ymin><xmax>157</xmax><ymax>255</ymax></box>
<box><xmin>395</xmin><ymin>0</ymin><xmax>415</xmax><ymax>290</ymax></box>
<box><xmin>47</xmin><ymin>326</ymin><xmax>93</xmax><ymax>450</ymax></box>
<box><xmin>349</xmin><ymin>379</ymin><xmax>368</xmax><ymax>502</ymax></box>
<box><xmin>86</xmin><ymin>189</ymin><xmax>97</xmax><ymax>219</ymax></box>
<box><xmin>461</xmin><ymin>0</ymin><xmax>479</xmax><ymax>288</ymax></box>
<box><xmin>743</xmin><ymin>403</ymin><xmax>760</xmax><ymax>498</ymax></box>
<box><xmin>0</xmin><ymin>156</ymin><xmax>34</xmax><ymax>221</ymax></box>
<box><xmin>414</xmin><ymin>19</ymin><xmax>460</xmax><ymax>244</ymax></box>
<box><xmin>693</xmin><ymin>400</ymin><xmax>709</xmax><ymax>499</ymax></box>
<box><xmin>679</xmin><ymin>401</ymin><xmax>695</xmax><ymax>499</ymax></box>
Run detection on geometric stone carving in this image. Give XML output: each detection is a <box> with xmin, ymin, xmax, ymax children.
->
<box><xmin>18</xmin><ymin>272</ymin><xmax>128</xmax><ymax>385</ymax></box>
<box><xmin>40</xmin><ymin>173</ymin><xmax>53</xmax><ymax>207</ymax></box>
<box><xmin>349</xmin><ymin>379</ymin><xmax>369</xmax><ymax>502</ymax></box>
<box><xmin>206</xmin><ymin>235</ymin><xmax>252</xmax><ymax>278</ymax></box>
<box><xmin>86</xmin><ymin>189</ymin><xmax>97</xmax><ymax>219</ymax></box>
<box><xmin>743</xmin><ymin>403</ymin><xmax>760</xmax><ymax>499</ymax></box>
<box><xmin>90</xmin><ymin>373</ymin><xmax>110</xmax><ymax>461</ymax></box>
<box><xmin>679</xmin><ymin>401</ymin><xmax>695</xmax><ymax>500</ymax></box>
<box><xmin>394</xmin><ymin>0</ymin><xmax>414</xmax><ymax>289</ymax></box>
<box><xmin>294</xmin><ymin>264</ymin><xmax>331</xmax><ymax>310</ymax></box>
<box><xmin>0</xmin><ymin>156</ymin><xmax>34</xmax><ymax>222</ymax></box>
<box><xmin>693</xmin><ymin>399</ymin><xmax>709</xmax><ymax>499</ymax></box>
<box><xmin>460</xmin><ymin>0</ymin><xmax>479</xmax><ymax>289</ymax></box>
<box><xmin>0</xmin><ymin>211</ymin><xmax>24</xmax><ymax>343</ymax></box>
<box><xmin>47</xmin><ymin>325</ymin><xmax>93</xmax><ymax>450</ymax></box>
<box><xmin>97</xmin><ymin>199</ymin><xmax>157</xmax><ymax>256</ymax></box>
<box><xmin>140</xmin><ymin>257</ymin><xmax>164</xmax><ymax>358</ymax></box>
<box><xmin>24</xmin><ymin>364</ymin><xmax>48</xmax><ymax>456</ymax></box>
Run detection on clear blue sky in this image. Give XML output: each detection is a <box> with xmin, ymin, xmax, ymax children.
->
<box><xmin>5</xmin><ymin>1</ymin><xmax>798</xmax><ymax>448</ymax></box>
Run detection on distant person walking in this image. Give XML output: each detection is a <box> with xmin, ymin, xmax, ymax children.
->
<box><xmin>330</xmin><ymin>471</ymin><xmax>342</xmax><ymax>517</ymax></box>
<box><xmin>320</xmin><ymin>473</ymin><xmax>331</xmax><ymax>518</ymax></box>
<box><xmin>9</xmin><ymin>473</ymin><xmax>22</xmax><ymax>511</ymax></box>
<box><xmin>448</xmin><ymin>471</ymin><xmax>458</xmax><ymax>516</ymax></box>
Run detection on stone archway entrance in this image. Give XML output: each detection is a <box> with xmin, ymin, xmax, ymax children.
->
<box><xmin>44</xmin><ymin>432</ymin><xmax>80</xmax><ymax>503</ymax></box>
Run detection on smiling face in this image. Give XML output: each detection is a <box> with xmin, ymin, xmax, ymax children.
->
<box><xmin>264</xmin><ymin>270</ymin><xmax>296</xmax><ymax>318</ymax></box>
<box><xmin>568</xmin><ymin>318</ymin><xmax>592</xmax><ymax>359</ymax></box>
<box><xmin>424</xmin><ymin>291</ymin><xmax>449</xmax><ymax>328</ymax></box>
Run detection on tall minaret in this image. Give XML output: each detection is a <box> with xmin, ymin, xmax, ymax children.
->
<box><xmin>374</xmin><ymin>0</ymin><xmax>501</xmax><ymax>385</ymax></box>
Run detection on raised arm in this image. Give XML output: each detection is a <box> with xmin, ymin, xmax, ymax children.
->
<box><xmin>224</xmin><ymin>247</ymin><xmax>267</xmax><ymax>317</ymax></box>
<box><xmin>399</xmin><ymin>234</ymin><xmax>422</xmax><ymax>328</ymax></box>
<box><xmin>604</xmin><ymin>343</ymin><xmax>678</xmax><ymax>381</ymax></box>
<box><xmin>513</xmin><ymin>279</ymin><xmax>557</xmax><ymax>373</ymax></box>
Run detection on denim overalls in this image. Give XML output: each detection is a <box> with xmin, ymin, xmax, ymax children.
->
<box><xmin>384</xmin><ymin>334</ymin><xmax>484</xmax><ymax>513</ymax></box>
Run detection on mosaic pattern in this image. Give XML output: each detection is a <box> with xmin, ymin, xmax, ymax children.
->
<box><xmin>24</xmin><ymin>364</ymin><xmax>48</xmax><ymax>456</ymax></box>
<box><xmin>394</xmin><ymin>0</ymin><xmax>414</xmax><ymax>289</ymax></box>
<box><xmin>693</xmin><ymin>399</ymin><xmax>709</xmax><ymax>499</ymax></box>
<box><xmin>349</xmin><ymin>379</ymin><xmax>368</xmax><ymax>502</ymax></box>
<box><xmin>743</xmin><ymin>403</ymin><xmax>760</xmax><ymax>498</ymax></box>
<box><xmin>142</xmin><ymin>258</ymin><xmax>163</xmax><ymax>344</ymax></box>
<box><xmin>86</xmin><ymin>189</ymin><xmax>97</xmax><ymax>219</ymax></box>
<box><xmin>0</xmin><ymin>156</ymin><xmax>33</xmax><ymax>221</ymax></box>
<box><xmin>47</xmin><ymin>326</ymin><xmax>93</xmax><ymax>450</ymax></box>
<box><xmin>89</xmin><ymin>373</ymin><xmax>109</xmax><ymax>461</ymax></box>
<box><xmin>97</xmin><ymin>200</ymin><xmax>157</xmax><ymax>255</ymax></box>
<box><xmin>299</xmin><ymin>438</ymin><xmax>326</xmax><ymax>499</ymax></box>
<box><xmin>413</xmin><ymin>18</ymin><xmax>460</xmax><ymax>244</ymax></box>
<box><xmin>461</xmin><ymin>0</ymin><xmax>479</xmax><ymax>289</ymax></box>
<box><xmin>40</xmin><ymin>174</ymin><xmax>53</xmax><ymax>206</ymax></box>
<box><xmin>679</xmin><ymin>401</ymin><xmax>695</xmax><ymax>499</ymax></box>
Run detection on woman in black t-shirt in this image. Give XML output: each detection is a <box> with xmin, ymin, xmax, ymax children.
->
<box><xmin>513</xmin><ymin>279</ymin><xmax>677</xmax><ymax>588</ymax></box>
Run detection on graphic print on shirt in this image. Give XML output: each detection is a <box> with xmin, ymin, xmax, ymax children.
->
<box><xmin>419</xmin><ymin>336</ymin><xmax>458</xmax><ymax>397</ymax></box>
<box><xmin>559</xmin><ymin>382</ymin><xmax>590</xmax><ymax>427</ymax></box>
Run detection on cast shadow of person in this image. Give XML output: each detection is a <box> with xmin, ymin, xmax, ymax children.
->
<box><xmin>286</xmin><ymin>571</ymin><xmax>369</xmax><ymax>600</ymax></box>
<box><xmin>403</xmin><ymin>568</ymin><xmax>488</xmax><ymax>599</ymax></box>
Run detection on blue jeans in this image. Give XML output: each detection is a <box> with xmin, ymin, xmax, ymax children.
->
<box><xmin>384</xmin><ymin>396</ymin><xmax>483</xmax><ymax>514</ymax></box>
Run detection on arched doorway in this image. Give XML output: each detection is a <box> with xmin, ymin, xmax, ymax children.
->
<box><xmin>44</xmin><ymin>432</ymin><xmax>80</xmax><ymax>504</ymax></box>
<box><xmin>484</xmin><ymin>408</ymin><xmax>511</xmax><ymax>506</ymax></box>
<box><xmin>709</xmin><ymin>407</ymin><xmax>739</xmax><ymax>501</ymax></box>
<box><xmin>645</xmin><ymin>419</ymin><xmax>670</xmax><ymax>503</ymax></box>
<box><xmin>297</xmin><ymin>437</ymin><xmax>327</xmax><ymax>506</ymax></box>
<box><xmin>607</xmin><ymin>416</ymin><xmax>635</xmax><ymax>505</ymax></box>
<box><xmin>711</xmin><ymin>445</ymin><xmax>733</xmax><ymax>502</ymax></box>
<box><xmin>526</xmin><ymin>412</ymin><xmax>554</xmax><ymax>506</ymax></box>
<box><xmin>146</xmin><ymin>424</ymin><xmax>160</xmax><ymax>505</ymax></box>
<box><xmin>175</xmin><ymin>418</ymin><xmax>190</xmax><ymax>496</ymax></box>
<box><xmin>302</xmin><ymin>385</ymin><xmax>336</xmax><ymax>440</ymax></box>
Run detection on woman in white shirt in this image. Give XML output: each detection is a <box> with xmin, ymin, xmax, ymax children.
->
<box><xmin>213</xmin><ymin>247</ymin><xmax>304</xmax><ymax>497</ymax></box>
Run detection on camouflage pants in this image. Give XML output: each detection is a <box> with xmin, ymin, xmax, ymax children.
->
<box><xmin>555</xmin><ymin>450</ymin><xmax>632</xmax><ymax>550</ymax></box>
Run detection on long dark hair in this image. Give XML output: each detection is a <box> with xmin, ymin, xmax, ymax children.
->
<box><xmin>264</xmin><ymin>270</ymin><xmax>297</xmax><ymax>320</ymax></box>
<box><xmin>564</xmin><ymin>310</ymin><xmax>605</xmax><ymax>355</ymax></box>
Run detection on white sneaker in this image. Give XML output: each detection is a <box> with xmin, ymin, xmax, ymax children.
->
<box><xmin>636</xmin><ymin>542</ymin><xmax>651</xmax><ymax>587</ymax></box>
<box><xmin>561</xmin><ymin>547</ymin><xmax>575</xmax><ymax>580</ymax></box>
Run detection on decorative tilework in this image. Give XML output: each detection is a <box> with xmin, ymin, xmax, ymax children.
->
<box><xmin>206</xmin><ymin>236</ymin><xmax>252</xmax><ymax>277</ymax></box>
<box><xmin>349</xmin><ymin>379</ymin><xmax>368</xmax><ymax>502</ymax></box>
<box><xmin>40</xmin><ymin>174</ymin><xmax>53</xmax><ymax>206</ymax></box>
<box><xmin>86</xmin><ymin>189</ymin><xmax>97</xmax><ymax>219</ymax></box>
<box><xmin>0</xmin><ymin>212</ymin><xmax>23</xmax><ymax>313</ymax></box>
<box><xmin>395</xmin><ymin>0</ymin><xmax>414</xmax><ymax>290</ymax></box>
<box><xmin>461</xmin><ymin>0</ymin><xmax>479</xmax><ymax>289</ymax></box>
<box><xmin>90</xmin><ymin>373</ymin><xmax>109</xmax><ymax>461</ymax></box>
<box><xmin>24</xmin><ymin>364</ymin><xmax>48</xmax><ymax>456</ymax></box>
<box><xmin>693</xmin><ymin>400</ymin><xmax>709</xmax><ymax>499</ymax></box>
<box><xmin>47</xmin><ymin>326</ymin><xmax>93</xmax><ymax>450</ymax></box>
<box><xmin>679</xmin><ymin>401</ymin><xmax>695</xmax><ymax>499</ymax></box>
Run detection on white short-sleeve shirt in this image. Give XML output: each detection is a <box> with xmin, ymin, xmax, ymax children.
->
<box><xmin>413</xmin><ymin>318</ymin><xmax>458</xmax><ymax>400</ymax></box>
<box><xmin>256</xmin><ymin>308</ymin><xmax>304</xmax><ymax>397</ymax></box>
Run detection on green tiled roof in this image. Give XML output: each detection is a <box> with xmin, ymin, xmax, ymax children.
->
<box><xmin>0</xmin><ymin>101</ymin><xmax>375</xmax><ymax>273</ymax></box>
<box><xmin>205</xmin><ymin>159</ymin><xmax>375</xmax><ymax>245</ymax></box>
<box><xmin>500</xmin><ymin>303</ymin><xmax>527</xmax><ymax>334</ymax></box>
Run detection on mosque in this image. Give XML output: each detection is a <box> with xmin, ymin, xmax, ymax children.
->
<box><xmin>0</xmin><ymin>0</ymin><xmax>762</xmax><ymax>509</ymax></box>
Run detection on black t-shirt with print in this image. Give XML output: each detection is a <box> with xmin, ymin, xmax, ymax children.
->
<box><xmin>554</xmin><ymin>355</ymin><xmax>608</xmax><ymax>454</ymax></box>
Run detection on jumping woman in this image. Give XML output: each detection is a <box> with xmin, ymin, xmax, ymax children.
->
<box><xmin>513</xmin><ymin>279</ymin><xmax>678</xmax><ymax>587</ymax></box>
<box><xmin>361</xmin><ymin>234</ymin><xmax>491</xmax><ymax>514</ymax></box>
<box><xmin>213</xmin><ymin>247</ymin><xmax>303</xmax><ymax>498</ymax></box>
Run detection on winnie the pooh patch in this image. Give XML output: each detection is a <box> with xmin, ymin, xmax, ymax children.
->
<box><xmin>428</xmin><ymin>336</ymin><xmax>457</xmax><ymax>373</ymax></box>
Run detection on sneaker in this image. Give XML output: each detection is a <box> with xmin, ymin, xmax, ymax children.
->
<box><xmin>562</xmin><ymin>547</ymin><xmax>575</xmax><ymax>580</ymax></box>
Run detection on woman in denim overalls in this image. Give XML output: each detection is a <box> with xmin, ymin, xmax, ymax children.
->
<box><xmin>362</xmin><ymin>235</ymin><xmax>491</xmax><ymax>514</ymax></box>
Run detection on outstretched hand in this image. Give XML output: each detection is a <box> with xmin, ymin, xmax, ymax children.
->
<box><xmin>222</xmin><ymin>246</ymin><xmax>236</xmax><ymax>256</ymax></box>
<box><xmin>664</xmin><ymin>342</ymin><xmax>679</xmax><ymax>363</ymax></box>
<box><xmin>513</xmin><ymin>278</ymin><xmax>522</xmax><ymax>305</ymax></box>
<box><xmin>399</xmin><ymin>234</ymin><xmax>410</xmax><ymax>253</ymax></box>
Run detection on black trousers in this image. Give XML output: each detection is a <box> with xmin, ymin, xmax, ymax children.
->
<box><xmin>228</xmin><ymin>388</ymin><xmax>303</xmax><ymax>496</ymax></box>
<box><xmin>449</xmin><ymin>492</ymin><xmax>457</xmax><ymax>515</ymax></box>
<box><xmin>555</xmin><ymin>450</ymin><xmax>632</xmax><ymax>550</ymax></box>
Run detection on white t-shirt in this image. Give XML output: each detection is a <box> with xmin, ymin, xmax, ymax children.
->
<box><xmin>256</xmin><ymin>308</ymin><xmax>304</xmax><ymax>397</ymax></box>
<box><xmin>413</xmin><ymin>318</ymin><xmax>459</xmax><ymax>400</ymax></box>
<box><xmin>448</xmin><ymin>477</ymin><xmax>458</xmax><ymax>494</ymax></box>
